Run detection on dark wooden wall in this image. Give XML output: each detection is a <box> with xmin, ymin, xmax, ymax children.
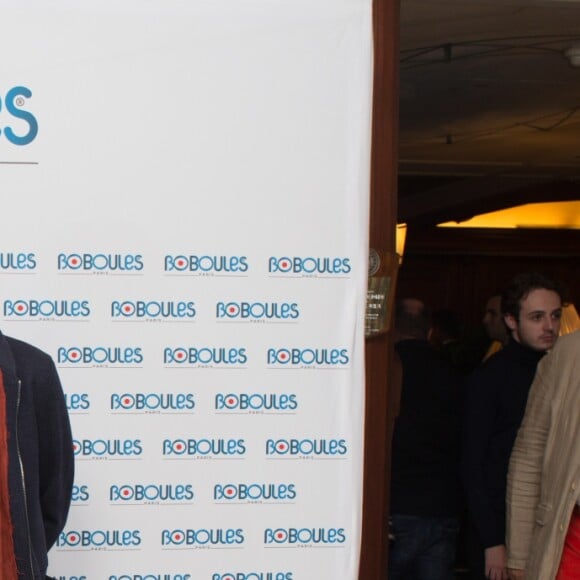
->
<box><xmin>397</xmin><ymin>227</ymin><xmax>580</xmax><ymax>329</ymax></box>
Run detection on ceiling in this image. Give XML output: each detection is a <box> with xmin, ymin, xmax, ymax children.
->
<box><xmin>398</xmin><ymin>0</ymin><xmax>580</xmax><ymax>226</ymax></box>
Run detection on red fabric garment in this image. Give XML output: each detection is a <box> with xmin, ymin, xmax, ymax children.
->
<box><xmin>556</xmin><ymin>506</ymin><xmax>580</xmax><ymax>580</ymax></box>
<box><xmin>0</xmin><ymin>373</ymin><xmax>18</xmax><ymax>578</ymax></box>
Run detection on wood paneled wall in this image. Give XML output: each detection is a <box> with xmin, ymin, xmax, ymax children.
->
<box><xmin>397</xmin><ymin>227</ymin><xmax>580</xmax><ymax>328</ymax></box>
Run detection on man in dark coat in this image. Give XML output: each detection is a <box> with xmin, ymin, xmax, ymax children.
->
<box><xmin>462</xmin><ymin>273</ymin><xmax>564</xmax><ymax>580</ymax></box>
<box><xmin>0</xmin><ymin>331</ymin><xmax>74</xmax><ymax>579</ymax></box>
<box><xmin>388</xmin><ymin>299</ymin><xmax>463</xmax><ymax>580</ymax></box>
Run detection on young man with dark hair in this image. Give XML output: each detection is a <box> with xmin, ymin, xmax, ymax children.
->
<box><xmin>0</xmin><ymin>330</ymin><xmax>74</xmax><ymax>579</ymax></box>
<box><xmin>501</xmin><ymin>272</ymin><xmax>565</xmax><ymax>351</ymax></box>
<box><xmin>462</xmin><ymin>273</ymin><xmax>564</xmax><ymax>580</ymax></box>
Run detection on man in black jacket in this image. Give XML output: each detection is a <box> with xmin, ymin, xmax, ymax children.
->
<box><xmin>0</xmin><ymin>331</ymin><xmax>74</xmax><ymax>579</ymax></box>
<box><xmin>462</xmin><ymin>273</ymin><xmax>563</xmax><ymax>580</ymax></box>
<box><xmin>388</xmin><ymin>299</ymin><xmax>463</xmax><ymax>580</ymax></box>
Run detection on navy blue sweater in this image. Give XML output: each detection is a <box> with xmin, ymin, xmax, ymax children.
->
<box><xmin>462</xmin><ymin>340</ymin><xmax>544</xmax><ymax>548</ymax></box>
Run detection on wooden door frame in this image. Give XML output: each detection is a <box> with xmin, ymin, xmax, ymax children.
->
<box><xmin>358</xmin><ymin>0</ymin><xmax>399</xmax><ymax>578</ymax></box>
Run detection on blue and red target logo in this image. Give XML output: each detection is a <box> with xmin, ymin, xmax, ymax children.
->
<box><xmin>163</xmin><ymin>347</ymin><xmax>247</xmax><ymax>366</ymax></box>
<box><xmin>214</xmin><ymin>393</ymin><xmax>297</xmax><ymax>412</ymax></box>
<box><xmin>111</xmin><ymin>300</ymin><xmax>196</xmax><ymax>319</ymax></box>
<box><xmin>57</xmin><ymin>346</ymin><xmax>143</xmax><ymax>365</ymax></box>
<box><xmin>57</xmin><ymin>253</ymin><xmax>143</xmax><ymax>272</ymax></box>
<box><xmin>57</xmin><ymin>529</ymin><xmax>141</xmax><ymax>548</ymax></box>
<box><xmin>109</xmin><ymin>484</ymin><xmax>194</xmax><ymax>503</ymax></box>
<box><xmin>161</xmin><ymin>528</ymin><xmax>245</xmax><ymax>546</ymax></box>
<box><xmin>162</xmin><ymin>438</ymin><xmax>246</xmax><ymax>457</ymax></box>
<box><xmin>266</xmin><ymin>348</ymin><xmax>349</xmax><ymax>367</ymax></box>
<box><xmin>268</xmin><ymin>256</ymin><xmax>351</xmax><ymax>275</ymax></box>
<box><xmin>164</xmin><ymin>254</ymin><xmax>248</xmax><ymax>274</ymax></box>
<box><xmin>264</xmin><ymin>527</ymin><xmax>345</xmax><ymax>545</ymax></box>
<box><xmin>73</xmin><ymin>439</ymin><xmax>143</xmax><ymax>457</ymax></box>
<box><xmin>216</xmin><ymin>301</ymin><xmax>299</xmax><ymax>321</ymax></box>
<box><xmin>3</xmin><ymin>299</ymin><xmax>89</xmax><ymax>318</ymax></box>
<box><xmin>168</xmin><ymin>530</ymin><xmax>185</xmax><ymax>544</ymax></box>
<box><xmin>265</xmin><ymin>438</ymin><xmax>348</xmax><ymax>457</ymax></box>
<box><xmin>273</xmin><ymin>440</ymin><xmax>289</xmax><ymax>454</ymax></box>
<box><xmin>212</xmin><ymin>574</ymin><xmax>293</xmax><ymax>580</ymax></box>
<box><xmin>110</xmin><ymin>392</ymin><xmax>195</xmax><ymax>412</ymax></box>
<box><xmin>213</xmin><ymin>483</ymin><xmax>296</xmax><ymax>502</ymax></box>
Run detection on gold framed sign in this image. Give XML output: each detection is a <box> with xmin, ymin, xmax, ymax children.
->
<box><xmin>365</xmin><ymin>248</ymin><xmax>399</xmax><ymax>337</ymax></box>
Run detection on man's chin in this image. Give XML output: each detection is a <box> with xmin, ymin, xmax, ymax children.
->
<box><xmin>538</xmin><ymin>336</ymin><xmax>556</xmax><ymax>350</ymax></box>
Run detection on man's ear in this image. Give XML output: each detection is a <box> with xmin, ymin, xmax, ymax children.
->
<box><xmin>504</xmin><ymin>313</ymin><xmax>517</xmax><ymax>332</ymax></box>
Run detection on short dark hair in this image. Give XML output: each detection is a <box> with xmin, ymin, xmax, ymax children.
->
<box><xmin>394</xmin><ymin>299</ymin><xmax>430</xmax><ymax>339</ymax></box>
<box><xmin>501</xmin><ymin>272</ymin><xmax>566</xmax><ymax>320</ymax></box>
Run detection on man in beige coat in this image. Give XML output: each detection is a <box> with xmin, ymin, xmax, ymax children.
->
<box><xmin>506</xmin><ymin>330</ymin><xmax>580</xmax><ymax>579</ymax></box>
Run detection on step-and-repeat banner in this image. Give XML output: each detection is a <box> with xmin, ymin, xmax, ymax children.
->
<box><xmin>1</xmin><ymin>1</ymin><xmax>372</xmax><ymax>578</ymax></box>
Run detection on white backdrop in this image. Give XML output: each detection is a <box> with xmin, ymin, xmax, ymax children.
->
<box><xmin>0</xmin><ymin>1</ymin><xmax>373</xmax><ymax>578</ymax></box>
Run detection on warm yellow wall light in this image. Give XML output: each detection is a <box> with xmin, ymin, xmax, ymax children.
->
<box><xmin>396</xmin><ymin>223</ymin><xmax>407</xmax><ymax>263</ymax></box>
<box><xmin>438</xmin><ymin>201</ymin><xmax>580</xmax><ymax>229</ymax></box>
<box><xmin>560</xmin><ymin>303</ymin><xmax>580</xmax><ymax>336</ymax></box>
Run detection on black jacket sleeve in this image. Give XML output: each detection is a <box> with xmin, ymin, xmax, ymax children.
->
<box><xmin>32</xmin><ymin>353</ymin><xmax>74</xmax><ymax>549</ymax></box>
<box><xmin>462</xmin><ymin>367</ymin><xmax>505</xmax><ymax>548</ymax></box>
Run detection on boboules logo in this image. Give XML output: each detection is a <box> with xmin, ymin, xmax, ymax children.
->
<box><xmin>73</xmin><ymin>439</ymin><xmax>143</xmax><ymax>460</ymax></box>
<box><xmin>161</xmin><ymin>528</ymin><xmax>244</xmax><ymax>549</ymax></box>
<box><xmin>162</xmin><ymin>438</ymin><xmax>246</xmax><ymax>459</ymax></box>
<box><xmin>64</xmin><ymin>393</ymin><xmax>90</xmax><ymax>412</ymax></box>
<box><xmin>265</xmin><ymin>438</ymin><xmax>348</xmax><ymax>458</ymax></box>
<box><xmin>111</xmin><ymin>300</ymin><xmax>196</xmax><ymax>321</ymax></box>
<box><xmin>57</xmin><ymin>253</ymin><xmax>143</xmax><ymax>274</ymax></box>
<box><xmin>109</xmin><ymin>575</ymin><xmax>191</xmax><ymax>580</ymax></box>
<box><xmin>57</xmin><ymin>529</ymin><xmax>141</xmax><ymax>550</ymax></box>
<box><xmin>3</xmin><ymin>299</ymin><xmax>90</xmax><ymax>320</ymax></box>
<box><xmin>109</xmin><ymin>483</ymin><xmax>194</xmax><ymax>505</ymax></box>
<box><xmin>215</xmin><ymin>393</ymin><xmax>297</xmax><ymax>414</ymax></box>
<box><xmin>0</xmin><ymin>86</ymin><xmax>38</xmax><ymax>145</ymax></box>
<box><xmin>164</xmin><ymin>254</ymin><xmax>248</xmax><ymax>275</ymax></box>
<box><xmin>71</xmin><ymin>484</ymin><xmax>90</xmax><ymax>504</ymax></box>
<box><xmin>215</xmin><ymin>301</ymin><xmax>299</xmax><ymax>323</ymax></box>
<box><xmin>57</xmin><ymin>346</ymin><xmax>143</xmax><ymax>367</ymax></box>
<box><xmin>0</xmin><ymin>252</ymin><xmax>36</xmax><ymax>272</ymax></box>
<box><xmin>266</xmin><ymin>347</ymin><xmax>349</xmax><ymax>368</ymax></box>
<box><xmin>213</xmin><ymin>482</ymin><xmax>296</xmax><ymax>503</ymax></box>
<box><xmin>163</xmin><ymin>347</ymin><xmax>247</xmax><ymax>368</ymax></box>
<box><xmin>111</xmin><ymin>392</ymin><xmax>195</xmax><ymax>414</ymax></box>
<box><xmin>264</xmin><ymin>527</ymin><xmax>346</xmax><ymax>547</ymax></box>
<box><xmin>212</xmin><ymin>574</ymin><xmax>293</xmax><ymax>580</ymax></box>
<box><xmin>268</xmin><ymin>256</ymin><xmax>351</xmax><ymax>277</ymax></box>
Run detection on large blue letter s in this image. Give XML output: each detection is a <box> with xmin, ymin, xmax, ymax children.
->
<box><xmin>4</xmin><ymin>86</ymin><xmax>38</xmax><ymax>145</ymax></box>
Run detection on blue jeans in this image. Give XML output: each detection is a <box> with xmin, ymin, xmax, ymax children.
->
<box><xmin>388</xmin><ymin>514</ymin><xmax>459</xmax><ymax>580</ymax></box>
